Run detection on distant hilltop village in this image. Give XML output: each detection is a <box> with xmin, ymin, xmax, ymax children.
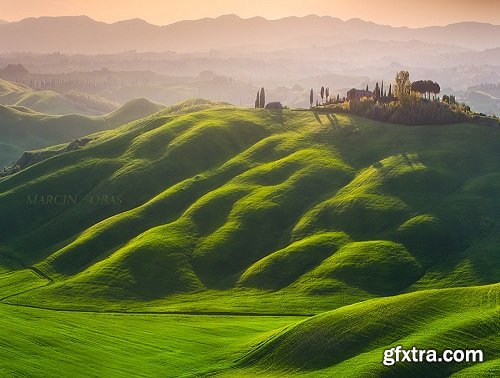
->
<box><xmin>254</xmin><ymin>71</ymin><xmax>443</xmax><ymax>110</ymax></box>
<box><xmin>256</xmin><ymin>70</ymin><xmax>498</xmax><ymax>127</ymax></box>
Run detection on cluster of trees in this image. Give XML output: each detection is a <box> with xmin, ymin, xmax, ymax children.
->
<box><xmin>325</xmin><ymin>96</ymin><xmax>470</xmax><ymax>125</ymax></box>
<box><xmin>10</xmin><ymin>77</ymin><xmax>151</xmax><ymax>91</ymax></box>
<box><xmin>310</xmin><ymin>86</ymin><xmax>342</xmax><ymax>108</ymax></box>
<box><xmin>251</xmin><ymin>71</ymin><xmax>492</xmax><ymax>126</ymax></box>
<box><xmin>265</xmin><ymin>102</ymin><xmax>284</xmax><ymax>109</ymax></box>
<box><xmin>315</xmin><ymin>71</ymin><xmax>477</xmax><ymax>125</ymax></box>
<box><xmin>372</xmin><ymin>81</ymin><xmax>394</xmax><ymax>101</ymax></box>
<box><xmin>255</xmin><ymin>87</ymin><xmax>266</xmax><ymax>108</ymax></box>
<box><xmin>312</xmin><ymin>81</ymin><xmax>396</xmax><ymax>108</ymax></box>
<box><xmin>411</xmin><ymin>80</ymin><xmax>441</xmax><ymax>100</ymax></box>
<box><xmin>320</xmin><ymin>86</ymin><xmax>330</xmax><ymax>104</ymax></box>
<box><xmin>254</xmin><ymin>88</ymin><xmax>283</xmax><ymax>109</ymax></box>
<box><xmin>442</xmin><ymin>95</ymin><xmax>457</xmax><ymax>104</ymax></box>
<box><xmin>393</xmin><ymin>71</ymin><xmax>441</xmax><ymax>101</ymax></box>
<box><xmin>0</xmin><ymin>64</ymin><xmax>158</xmax><ymax>91</ymax></box>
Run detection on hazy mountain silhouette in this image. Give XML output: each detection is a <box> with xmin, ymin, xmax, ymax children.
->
<box><xmin>0</xmin><ymin>15</ymin><xmax>499</xmax><ymax>53</ymax></box>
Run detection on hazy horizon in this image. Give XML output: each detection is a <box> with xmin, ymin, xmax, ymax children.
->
<box><xmin>2</xmin><ymin>13</ymin><xmax>500</xmax><ymax>29</ymax></box>
<box><xmin>1</xmin><ymin>0</ymin><xmax>499</xmax><ymax>115</ymax></box>
<box><xmin>1</xmin><ymin>0</ymin><xmax>499</xmax><ymax>27</ymax></box>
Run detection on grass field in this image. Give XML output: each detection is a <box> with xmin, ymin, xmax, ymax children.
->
<box><xmin>0</xmin><ymin>303</ymin><xmax>300</xmax><ymax>377</ymax></box>
<box><xmin>0</xmin><ymin>268</ymin><xmax>497</xmax><ymax>377</ymax></box>
<box><xmin>0</xmin><ymin>100</ymin><xmax>498</xmax><ymax>376</ymax></box>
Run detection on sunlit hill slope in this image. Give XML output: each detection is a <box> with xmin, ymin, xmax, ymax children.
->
<box><xmin>0</xmin><ymin>99</ymin><xmax>498</xmax><ymax>307</ymax></box>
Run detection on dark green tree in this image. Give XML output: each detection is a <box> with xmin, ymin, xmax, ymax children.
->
<box><xmin>325</xmin><ymin>87</ymin><xmax>330</xmax><ymax>103</ymax></box>
<box><xmin>255</xmin><ymin>91</ymin><xmax>260</xmax><ymax>108</ymax></box>
<box><xmin>265</xmin><ymin>102</ymin><xmax>283</xmax><ymax>109</ymax></box>
<box><xmin>320</xmin><ymin>86</ymin><xmax>325</xmax><ymax>103</ymax></box>
<box><xmin>431</xmin><ymin>82</ymin><xmax>441</xmax><ymax>100</ymax></box>
<box><xmin>260</xmin><ymin>87</ymin><xmax>266</xmax><ymax>108</ymax></box>
<box><xmin>310</xmin><ymin>89</ymin><xmax>314</xmax><ymax>108</ymax></box>
<box><xmin>374</xmin><ymin>82</ymin><xmax>380</xmax><ymax>100</ymax></box>
<box><xmin>411</xmin><ymin>80</ymin><xmax>423</xmax><ymax>97</ymax></box>
<box><xmin>411</xmin><ymin>80</ymin><xmax>441</xmax><ymax>100</ymax></box>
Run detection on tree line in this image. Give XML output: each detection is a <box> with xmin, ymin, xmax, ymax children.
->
<box><xmin>310</xmin><ymin>86</ymin><xmax>343</xmax><ymax>108</ymax></box>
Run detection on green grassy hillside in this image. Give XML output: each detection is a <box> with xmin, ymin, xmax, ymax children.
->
<box><xmin>0</xmin><ymin>101</ymin><xmax>498</xmax><ymax>376</ymax></box>
<box><xmin>0</xmin><ymin>78</ymin><xmax>103</xmax><ymax>115</ymax></box>
<box><xmin>237</xmin><ymin>283</ymin><xmax>499</xmax><ymax>377</ymax></box>
<box><xmin>0</xmin><ymin>98</ymin><xmax>164</xmax><ymax>166</ymax></box>
<box><xmin>1</xmin><ymin>101</ymin><xmax>499</xmax><ymax>302</ymax></box>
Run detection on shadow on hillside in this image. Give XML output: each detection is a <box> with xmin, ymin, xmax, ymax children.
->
<box><xmin>402</xmin><ymin>153</ymin><xmax>417</xmax><ymax>168</ymax></box>
<box><xmin>313</xmin><ymin>112</ymin><xmax>323</xmax><ymax>125</ymax></box>
<box><xmin>326</xmin><ymin>114</ymin><xmax>341</xmax><ymax>130</ymax></box>
<box><xmin>268</xmin><ymin>109</ymin><xmax>284</xmax><ymax>125</ymax></box>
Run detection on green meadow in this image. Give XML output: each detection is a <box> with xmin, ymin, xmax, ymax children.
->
<box><xmin>0</xmin><ymin>303</ymin><xmax>300</xmax><ymax>377</ymax></box>
<box><xmin>0</xmin><ymin>100</ymin><xmax>498</xmax><ymax>376</ymax></box>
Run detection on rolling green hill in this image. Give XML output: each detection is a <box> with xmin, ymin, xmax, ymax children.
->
<box><xmin>0</xmin><ymin>78</ymin><xmax>110</xmax><ymax>115</ymax></box>
<box><xmin>0</xmin><ymin>98</ymin><xmax>165</xmax><ymax>167</ymax></box>
<box><xmin>0</xmin><ymin>100</ymin><xmax>498</xmax><ymax>376</ymax></box>
<box><xmin>237</xmin><ymin>283</ymin><xmax>499</xmax><ymax>377</ymax></box>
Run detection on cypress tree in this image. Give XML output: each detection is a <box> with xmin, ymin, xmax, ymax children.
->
<box><xmin>255</xmin><ymin>91</ymin><xmax>260</xmax><ymax>108</ymax></box>
<box><xmin>260</xmin><ymin>87</ymin><xmax>266</xmax><ymax>108</ymax></box>
<box><xmin>310</xmin><ymin>89</ymin><xmax>314</xmax><ymax>108</ymax></box>
<box><xmin>374</xmin><ymin>82</ymin><xmax>380</xmax><ymax>100</ymax></box>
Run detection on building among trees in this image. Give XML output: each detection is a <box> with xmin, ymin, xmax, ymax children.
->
<box><xmin>347</xmin><ymin>88</ymin><xmax>373</xmax><ymax>101</ymax></box>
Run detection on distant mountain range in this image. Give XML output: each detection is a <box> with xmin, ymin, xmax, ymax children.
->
<box><xmin>0</xmin><ymin>15</ymin><xmax>499</xmax><ymax>53</ymax></box>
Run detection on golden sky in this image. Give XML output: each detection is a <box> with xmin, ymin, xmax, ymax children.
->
<box><xmin>1</xmin><ymin>0</ymin><xmax>499</xmax><ymax>27</ymax></box>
